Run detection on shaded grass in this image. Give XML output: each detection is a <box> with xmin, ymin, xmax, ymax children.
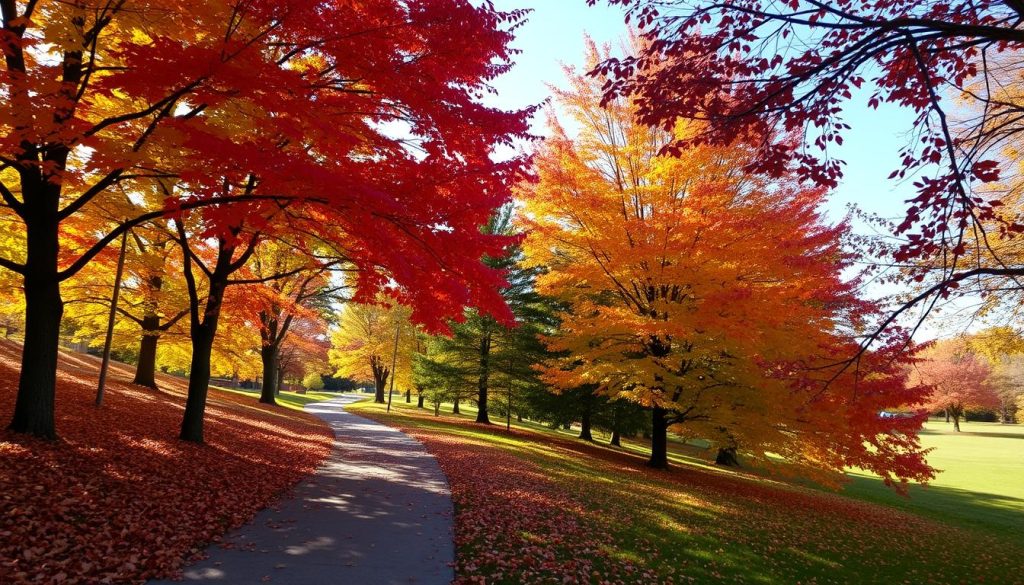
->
<box><xmin>352</xmin><ymin>399</ymin><xmax>1024</xmax><ymax>585</ymax></box>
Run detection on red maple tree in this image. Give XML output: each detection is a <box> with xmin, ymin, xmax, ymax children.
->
<box><xmin>1</xmin><ymin>1</ymin><xmax>534</xmax><ymax>440</ymax></box>
<box><xmin>590</xmin><ymin>0</ymin><xmax>1024</xmax><ymax>335</ymax></box>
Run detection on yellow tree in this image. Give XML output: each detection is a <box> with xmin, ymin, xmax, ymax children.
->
<box><xmin>61</xmin><ymin>224</ymin><xmax>191</xmax><ymax>388</ymax></box>
<box><xmin>329</xmin><ymin>299</ymin><xmax>415</xmax><ymax>404</ymax></box>
<box><xmin>968</xmin><ymin>327</ymin><xmax>1024</xmax><ymax>423</ymax></box>
<box><xmin>520</xmin><ymin>41</ymin><xmax>932</xmax><ymax>485</ymax></box>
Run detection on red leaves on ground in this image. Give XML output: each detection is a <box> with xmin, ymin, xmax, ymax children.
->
<box><xmin>0</xmin><ymin>341</ymin><xmax>333</xmax><ymax>584</ymax></box>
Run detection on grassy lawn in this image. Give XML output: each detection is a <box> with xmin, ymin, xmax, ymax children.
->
<box><xmin>213</xmin><ymin>386</ymin><xmax>346</xmax><ymax>411</ymax></box>
<box><xmin>351</xmin><ymin>399</ymin><xmax>1024</xmax><ymax>585</ymax></box>
<box><xmin>843</xmin><ymin>419</ymin><xmax>1024</xmax><ymax>539</ymax></box>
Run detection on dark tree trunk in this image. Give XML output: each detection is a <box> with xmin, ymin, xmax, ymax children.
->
<box><xmin>276</xmin><ymin>361</ymin><xmax>284</xmax><ymax>394</ymax></box>
<box><xmin>132</xmin><ymin>315</ymin><xmax>160</xmax><ymax>388</ymax></box>
<box><xmin>405</xmin><ymin>388</ymin><xmax>411</xmax><ymax>403</ymax></box>
<box><xmin>259</xmin><ymin>344</ymin><xmax>279</xmax><ymax>405</ymax></box>
<box><xmin>9</xmin><ymin>261</ymin><xmax>63</xmax><ymax>439</ymax></box>
<box><xmin>452</xmin><ymin>398</ymin><xmax>460</xmax><ymax>414</ymax></box>
<box><xmin>579</xmin><ymin>400</ymin><xmax>593</xmax><ymax>441</ymax></box>
<box><xmin>648</xmin><ymin>407</ymin><xmax>669</xmax><ymax>469</ymax></box>
<box><xmin>371</xmin><ymin>359</ymin><xmax>388</xmax><ymax>404</ymax></box>
<box><xmin>609</xmin><ymin>406</ymin><xmax>621</xmax><ymax>447</ymax></box>
<box><xmin>179</xmin><ymin>272</ymin><xmax>230</xmax><ymax>443</ymax></box>
<box><xmin>9</xmin><ymin>193</ymin><xmax>63</xmax><ymax>439</ymax></box>
<box><xmin>715</xmin><ymin>447</ymin><xmax>740</xmax><ymax>467</ymax></box>
<box><xmin>953</xmin><ymin>415</ymin><xmax>961</xmax><ymax>432</ymax></box>
<box><xmin>180</xmin><ymin>324</ymin><xmax>216</xmax><ymax>442</ymax></box>
<box><xmin>517</xmin><ymin>412</ymin><xmax>523</xmax><ymax>422</ymax></box>
<box><xmin>475</xmin><ymin>332</ymin><xmax>491</xmax><ymax>424</ymax></box>
<box><xmin>417</xmin><ymin>391</ymin><xmax>425</xmax><ymax>409</ymax></box>
<box><xmin>945</xmin><ymin>409</ymin><xmax>950</xmax><ymax>423</ymax></box>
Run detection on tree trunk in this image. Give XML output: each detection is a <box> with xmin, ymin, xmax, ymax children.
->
<box><xmin>9</xmin><ymin>264</ymin><xmax>63</xmax><ymax>438</ymax></box>
<box><xmin>417</xmin><ymin>391</ymin><xmax>425</xmax><ymax>409</ymax></box>
<box><xmin>9</xmin><ymin>202</ymin><xmax>63</xmax><ymax>439</ymax></box>
<box><xmin>475</xmin><ymin>332</ymin><xmax>491</xmax><ymax>424</ymax></box>
<box><xmin>180</xmin><ymin>324</ymin><xmax>216</xmax><ymax>442</ymax></box>
<box><xmin>276</xmin><ymin>360</ymin><xmax>284</xmax><ymax>394</ymax></box>
<box><xmin>405</xmin><ymin>388</ymin><xmax>411</xmax><ymax>403</ymax></box>
<box><xmin>434</xmin><ymin>402</ymin><xmax>440</xmax><ymax>416</ymax></box>
<box><xmin>374</xmin><ymin>377</ymin><xmax>386</xmax><ymax>403</ymax></box>
<box><xmin>945</xmin><ymin>409</ymin><xmax>950</xmax><ymax>423</ymax></box>
<box><xmin>952</xmin><ymin>415</ymin><xmax>961</xmax><ymax>432</ymax></box>
<box><xmin>452</xmin><ymin>397</ymin><xmax>460</xmax><ymax>414</ymax></box>
<box><xmin>715</xmin><ymin>447</ymin><xmax>740</xmax><ymax>467</ymax></box>
<box><xmin>579</xmin><ymin>400</ymin><xmax>593</xmax><ymax>441</ymax></box>
<box><xmin>648</xmin><ymin>407</ymin><xmax>669</xmax><ymax>469</ymax></box>
<box><xmin>259</xmin><ymin>344</ymin><xmax>279</xmax><ymax>405</ymax></box>
<box><xmin>609</xmin><ymin>406</ymin><xmax>621</xmax><ymax>446</ymax></box>
<box><xmin>132</xmin><ymin>315</ymin><xmax>160</xmax><ymax>388</ymax></box>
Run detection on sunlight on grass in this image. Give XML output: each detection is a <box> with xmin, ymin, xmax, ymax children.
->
<box><xmin>354</xmin><ymin>398</ymin><xmax>1024</xmax><ymax>585</ymax></box>
<box><xmin>843</xmin><ymin>418</ymin><xmax>1024</xmax><ymax>538</ymax></box>
<box><xmin>212</xmin><ymin>386</ymin><xmax>341</xmax><ymax>412</ymax></box>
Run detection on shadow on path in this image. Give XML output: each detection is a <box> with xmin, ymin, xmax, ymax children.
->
<box><xmin>149</xmin><ymin>394</ymin><xmax>454</xmax><ymax>584</ymax></box>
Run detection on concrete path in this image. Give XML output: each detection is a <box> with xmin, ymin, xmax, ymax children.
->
<box><xmin>150</xmin><ymin>394</ymin><xmax>454</xmax><ymax>585</ymax></box>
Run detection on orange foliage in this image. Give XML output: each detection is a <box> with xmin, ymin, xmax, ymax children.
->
<box><xmin>521</xmin><ymin>41</ymin><xmax>932</xmax><ymax>486</ymax></box>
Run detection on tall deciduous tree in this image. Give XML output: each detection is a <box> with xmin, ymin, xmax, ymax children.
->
<box><xmin>245</xmin><ymin>239</ymin><xmax>345</xmax><ymax>405</ymax></box>
<box><xmin>521</xmin><ymin>42</ymin><xmax>932</xmax><ymax>486</ymax></box>
<box><xmin>1</xmin><ymin>0</ymin><xmax>532</xmax><ymax>439</ymax></box>
<box><xmin>915</xmin><ymin>339</ymin><xmax>1000</xmax><ymax>431</ymax></box>
<box><xmin>330</xmin><ymin>300</ymin><xmax>414</xmax><ymax>405</ymax></box>
<box><xmin>591</xmin><ymin>0</ymin><xmax>1024</xmax><ymax>343</ymax></box>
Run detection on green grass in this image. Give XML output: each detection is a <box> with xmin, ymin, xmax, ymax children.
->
<box><xmin>212</xmin><ymin>385</ymin><xmax>346</xmax><ymax>411</ymax></box>
<box><xmin>352</xmin><ymin>399</ymin><xmax>1024</xmax><ymax>584</ymax></box>
<box><xmin>843</xmin><ymin>418</ymin><xmax>1024</xmax><ymax>538</ymax></box>
<box><xmin>431</xmin><ymin>401</ymin><xmax>1024</xmax><ymax>538</ymax></box>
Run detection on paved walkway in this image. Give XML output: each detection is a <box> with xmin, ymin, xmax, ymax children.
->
<box><xmin>151</xmin><ymin>394</ymin><xmax>454</xmax><ymax>584</ymax></box>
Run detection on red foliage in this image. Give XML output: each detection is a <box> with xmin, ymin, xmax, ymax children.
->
<box><xmin>0</xmin><ymin>341</ymin><xmax>333</xmax><ymax>584</ymax></box>
<box><xmin>591</xmin><ymin>0</ymin><xmax>1021</xmax><ymax>261</ymax></box>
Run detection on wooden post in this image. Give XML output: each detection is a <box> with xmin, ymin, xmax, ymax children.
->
<box><xmin>386</xmin><ymin>320</ymin><xmax>401</xmax><ymax>413</ymax></box>
<box><xmin>506</xmin><ymin>354</ymin><xmax>513</xmax><ymax>432</ymax></box>
<box><xmin>95</xmin><ymin>229</ymin><xmax>129</xmax><ymax>406</ymax></box>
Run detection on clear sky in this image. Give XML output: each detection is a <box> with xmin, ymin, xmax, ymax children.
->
<box><xmin>484</xmin><ymin>1</ymin><xmax>965</xmax><ymax>338</ymax></box>
<box><xmin>486</xmin><ymin>0</ymin><xmax>918</xmax><ymax>224</ymax></box>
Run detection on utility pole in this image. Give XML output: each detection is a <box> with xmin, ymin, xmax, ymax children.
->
<box><xmin>506</xmin><ymin>354</ymin><xmax>513</xmax><ymax>432</ymax></box>
<box><xmin>95</xmin><ymin>229</ymin><xmax>129</xmax><ymax>406</ymax></box>
<box><xmin>386</xmin><ymin>319</ymin><xmax>401</xmax><ymax>413</ymax></box>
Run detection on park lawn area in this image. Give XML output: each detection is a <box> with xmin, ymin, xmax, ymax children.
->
<box><xmin>213</xmin><ymin>386</ymin><xmax>341</xmax><ymax>411</ymax></box>
<box><xmin>352</xmin><ymin>399</ymin><xmax>1024</xmax><ymax>585</ymax></box>
<box><xmin>842</xmin><ymin>419</ymin><xmax>1024</xmax><ymax>539</ymax></box>
<box><xmin>0</xmin><ymin>341</ymin><xmax>335</xmax><ymax>585</ymax></box>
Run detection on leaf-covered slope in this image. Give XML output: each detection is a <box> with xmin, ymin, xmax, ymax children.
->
<box><xmin>0</xmin><ymin>340</ymin><xmax>334</xmax><ymax>584</ymax></box>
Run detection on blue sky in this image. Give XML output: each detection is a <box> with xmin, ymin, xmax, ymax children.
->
<box><xmin>487</xmin><ymin>0</ymin><xmax>918</xmax><ymax>224</ymax></box>
<box><xmin>484</xmin><ymin>1</ymin><xmax>965</xmax><ymax>338</ymax></box>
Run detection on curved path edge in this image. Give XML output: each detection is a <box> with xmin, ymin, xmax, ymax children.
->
<box><xmin>149</xmin><ymin>394</ymin><xmax>455</xmax><ymax>585</ymax></box>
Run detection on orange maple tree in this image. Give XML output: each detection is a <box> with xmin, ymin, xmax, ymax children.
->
<box><xmin>521</xmin><ymin>42</ymin><xmax>932</xmax><ymax>486</ymax></box>
<box><xmin>914</xmin><ymin>339</ymin><xmax>1000</xmax><ymax>432</ymax></box>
